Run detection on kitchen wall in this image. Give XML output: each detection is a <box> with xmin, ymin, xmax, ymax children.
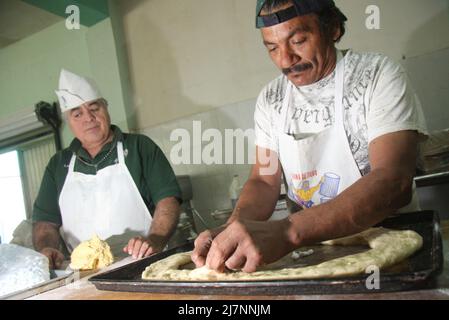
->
<box><xmin>0</xmin><ymin>12</ymin><xmax>130</xmax><ymax>148</ymax></box>
<box><xmin>402</xmin><ymin>48</ymin><xmax>449</xmax><ymax>131</ymax></box>
<box><xmin>118</xmin><ymin>0</ymin><xmax>449</xmax><ymax>131</ymax></box>
<box><xmin>118</xmin><ymin>0</ymin><xmax>449</xmax><ymax>227</ymax></box>
<box><xmin>142</xmin><ymin>98</ymin><xmax>256</xmax><ymax>229</ymax></box>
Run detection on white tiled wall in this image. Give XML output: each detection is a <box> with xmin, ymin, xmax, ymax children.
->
<box><xmin>141</xmin><ymin>98</ymin><xmax>257</xmax><ymax>231</ymax></box>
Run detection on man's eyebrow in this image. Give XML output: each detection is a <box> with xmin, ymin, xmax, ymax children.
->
<box><xmin>70</xmin><ymin>107</ymin><xmax>80</xmax><ymax>114</ymax></box>
<box><xmin>87</xmin><ymin>100</ymin><xmax>98</xmax><ymax>106</ymax></box>
<box><xmin>263</xmin><ymin>25</ymin><xmax>312</xmax><ymax>46</ymax></box>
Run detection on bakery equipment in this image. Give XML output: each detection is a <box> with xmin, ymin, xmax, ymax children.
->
<box><xmin>167</xmin><ymin>175</ymin><xmax>209</xmax><ymax>249</ymax></box>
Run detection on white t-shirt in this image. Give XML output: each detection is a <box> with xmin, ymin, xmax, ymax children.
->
<box><xmin>254</xmin><ymin>49</ymin><xmax>428</xmax><ymax>176</ymax></box>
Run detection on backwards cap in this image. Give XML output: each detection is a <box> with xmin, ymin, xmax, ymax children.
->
<box><xmin>256</xmin><ymin>0</ymin><xmax>346</xmax><ymax>28</ymax></box>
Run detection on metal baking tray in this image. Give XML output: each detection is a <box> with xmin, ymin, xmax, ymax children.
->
<box><xmin>89</xmin><ymin>211</ymin><xmax>443</xmax><ymax>295</ymax></box>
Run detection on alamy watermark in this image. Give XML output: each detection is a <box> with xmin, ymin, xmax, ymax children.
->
<box><xmin>65</xmin><ymin>5</ymin><xmax>80</xmax><ymax>30</ymax></box>
<box><xmin>365</xmin><ymin>265</ymin><xmax>380</xmax><ymax>290</ymax></box>
<box><xmin>169</xmin><ymin>121</ymin><xmax>278</xmax><ymax>175</ymax></box>
<box><xmin>366</xmin><ymin>5</ymin><xmax>381</xmax><ymax>30</ymax></box>
<box><xmin>65</xmin><ymin>4</ymin><xmax>380</xmax><ymax>31</ymax></box>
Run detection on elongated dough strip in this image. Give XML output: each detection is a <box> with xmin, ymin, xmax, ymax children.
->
<box><xmin>142</xmin><ymin>228</ymin><xmax>423</xmax><ymax>281</ymax></box>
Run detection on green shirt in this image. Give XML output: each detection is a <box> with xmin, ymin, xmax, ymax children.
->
<box><xmin>32</xmin><ymin>125</ymin><xmax>181</xmax><ymax>225</ymax></box>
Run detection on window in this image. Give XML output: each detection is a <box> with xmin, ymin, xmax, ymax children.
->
<box><xmin>18</xmin><ymin>136</ymin><xmax>56</xmax><ymax>219</ymax></box>
<box><xmin>0</xmin><ymin>136</ymin><xmax>56</xmax><ymax>245</ymax></box>
<box><xmin>0</xmin><ymin>103</ymin><xmax>59</xmax><ymax>245</ymax></box>
<box><xmin>0</xmin><ymin>150</ymin><xmax>27</xmax><ymax>244</ymax></box>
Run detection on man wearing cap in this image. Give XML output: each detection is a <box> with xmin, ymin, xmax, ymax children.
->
<box><xmin>32</xmin><ymin>69</ymin><xmax>182</xmax><ymax>268</ymax></box>
<box><xmin>192</xmin><ymin>0</ymin><xmax>427</xmax><ymax>272</ymax></box>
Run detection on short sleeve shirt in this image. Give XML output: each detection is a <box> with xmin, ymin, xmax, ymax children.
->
<box><xmin>32</xmin><ymin>125</ymin><xmax>182</xmax><ymax>225</ymax></box>
<box><xmin>254</xmin><ymin>50</ymin><xmax>428</xmax><ymax>176</ymax></box>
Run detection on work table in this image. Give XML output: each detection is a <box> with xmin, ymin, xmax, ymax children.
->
<box><xmin>27</xmin><ymin>220</ymin><xmax>449</xmax><ymax>300</ymax></box>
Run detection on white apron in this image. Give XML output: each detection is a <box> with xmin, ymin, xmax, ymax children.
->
<box><xmin>278</xmin><ymin>53</ymin><xmax>419</xmax><ymax>212</ymax></box>
<box><xmin>58</xmin><ymin>141</ymin><xmax>152</xmax><ymax>253</ymax></box>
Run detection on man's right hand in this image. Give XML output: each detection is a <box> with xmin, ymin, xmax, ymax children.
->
<box><xmin>40</xmin><ymin>247</ymin><xmax>64</xmax><ymax>269</ymax></box>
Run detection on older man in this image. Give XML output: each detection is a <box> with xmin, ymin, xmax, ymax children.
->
<box><xmin>32</xmin><ymin>69</ymin><xmax>181</xmax><ymax>268</ymax></box>
<box><xmin>192</xmin><ymin>0</ymin><xmax>427</xmax><ymax>272</ymax></box>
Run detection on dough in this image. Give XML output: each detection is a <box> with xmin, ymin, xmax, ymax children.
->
<box><xmin>70</xmin><ymin>235</ymin><xmax>114</xmax><ymax>270</ymax></box>
<box><xmin>141</xmin><ymin>228</ymin><xmax>423</xmax><ymax>281</ymax></box>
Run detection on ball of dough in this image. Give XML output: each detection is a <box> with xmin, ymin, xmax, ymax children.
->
<box><xmin>70</xmin><ymin>235</ymin><xmax>114</xmax><ymax>270</ymax></box>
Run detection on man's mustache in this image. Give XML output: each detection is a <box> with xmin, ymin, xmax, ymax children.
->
<box><xmin>282</xmin><ymin>63</ymin><xmax>313</xmax><ymax>76</ymax></box>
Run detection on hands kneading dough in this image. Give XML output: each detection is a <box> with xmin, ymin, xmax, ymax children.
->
<box><xmin>142</xmin><ymin>228</ymin><xmax>423</xmax><ymax>281</ymax></box>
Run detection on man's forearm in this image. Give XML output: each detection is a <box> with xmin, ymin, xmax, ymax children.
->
<box><xmin>32</xmin><ymin>221</ymin><xmax>61</xmax><ymax>251</ymax></box>
<box><xmin>288</xmin><ymin>168</ymin><xmax>414</xmax><ymax>247</ymax></box>
<box><xmin>148</xmin><ymin>197</ymin><xmax>181</xmax><ymax>245</ymax></box>
<box><xmin>230</xmin><ymin>178</ymin><xmax>280</xmax><ymax>222</ymax></box>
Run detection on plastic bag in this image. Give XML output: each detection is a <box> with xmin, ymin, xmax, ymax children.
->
<box><xmin>0</xmin><ymin>244</ymin><xmax>50</xmax><ymax>297</ymax></box>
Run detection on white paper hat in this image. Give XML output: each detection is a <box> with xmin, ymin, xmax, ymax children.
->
<box><xmin>55</xmin><ymin>69</ymin><xmax>102</xmax><ymax>112</ymax></box>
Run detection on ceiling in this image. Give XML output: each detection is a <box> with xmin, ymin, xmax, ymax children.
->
<box><xmin>0</xmin><ymin>0</ymin><xmax>63</xmax><ymax>49</ymax></box>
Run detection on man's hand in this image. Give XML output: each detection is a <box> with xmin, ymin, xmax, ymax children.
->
<box><xmin>200</xmin><ymin>218</ymin><xmax>295</xmax><ymax>273</ymax></box>
<box><xmin>40</xmin><ymin>247</ymin><xmax>65</xmax><ymax>269</ymax></box>
<box><xmin>123</xmin><ymin>236</ymin><xmax>165</xmax><ymax>259</ymax></box>
<box><xmin>191</xmin><ymin>225</ymin><xmax>227</xmax><ymax>268</ymax></box>
<box><xmin>33</xmin><ymin>221</ymin><xmax>65</xmax><ymax>269</ymax></box>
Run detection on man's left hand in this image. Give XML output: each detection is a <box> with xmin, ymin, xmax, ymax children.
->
<box><xmin>123</xmin><ymin>236</ymin><xmax>165</xmax><ymax>259</ymax></box>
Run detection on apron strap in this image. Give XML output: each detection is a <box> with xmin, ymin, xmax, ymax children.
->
<box><xmin>68</xmin><ymin>153</ymin><xmax>76</xmax><ymax>173</ymax></box>
<box><xmin>281</xmin><ymin>83</ymin><xmax>293</xmax><ymax>135</ymax></box>
<box><xmin>117</xmin><ymin>141</ymin><xmax>125</xmax><ymax>164</ymax></box>
<box><xmin>334</xmin><ymin>55</ymin><xmax>345</xmax><ymax>126</ymax></box>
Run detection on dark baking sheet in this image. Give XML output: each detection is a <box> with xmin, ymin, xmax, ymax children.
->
<box><xmin>89</xmin><ymin>211</ymin><xmax>443</xmax><ymax>295</ymax></box>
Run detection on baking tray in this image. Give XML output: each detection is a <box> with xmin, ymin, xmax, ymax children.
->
<box><xmin>89</xmin><ymin>210</ymin><xmax>443</xmax><ymax>295</ymax></box>
<box><xmin>1</xmin><ymin>269</ymin><xmax>75</xmax><ymax>300</ymax></box>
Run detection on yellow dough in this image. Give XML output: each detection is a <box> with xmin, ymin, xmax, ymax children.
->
<box><xmin>141</xmin><ymin>228</ymin><xmax>423</xmax><ymax>281</ymax></box>
<box><xmin>70</xmin><ymin>235</ymin><xmax>114</xmax><ymax>270</ymax></box>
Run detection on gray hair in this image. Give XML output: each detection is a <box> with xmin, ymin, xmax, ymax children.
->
<box><xmin>97</xmin><ymin>98</ymin><xmax>108</xmax><ymax>107</ymax></box>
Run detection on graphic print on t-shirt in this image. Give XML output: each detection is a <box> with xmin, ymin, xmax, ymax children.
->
<box><xmin>289</xmin><ymin>170</ymin><xmax>341</xmax><ymax>208</ymax></box>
